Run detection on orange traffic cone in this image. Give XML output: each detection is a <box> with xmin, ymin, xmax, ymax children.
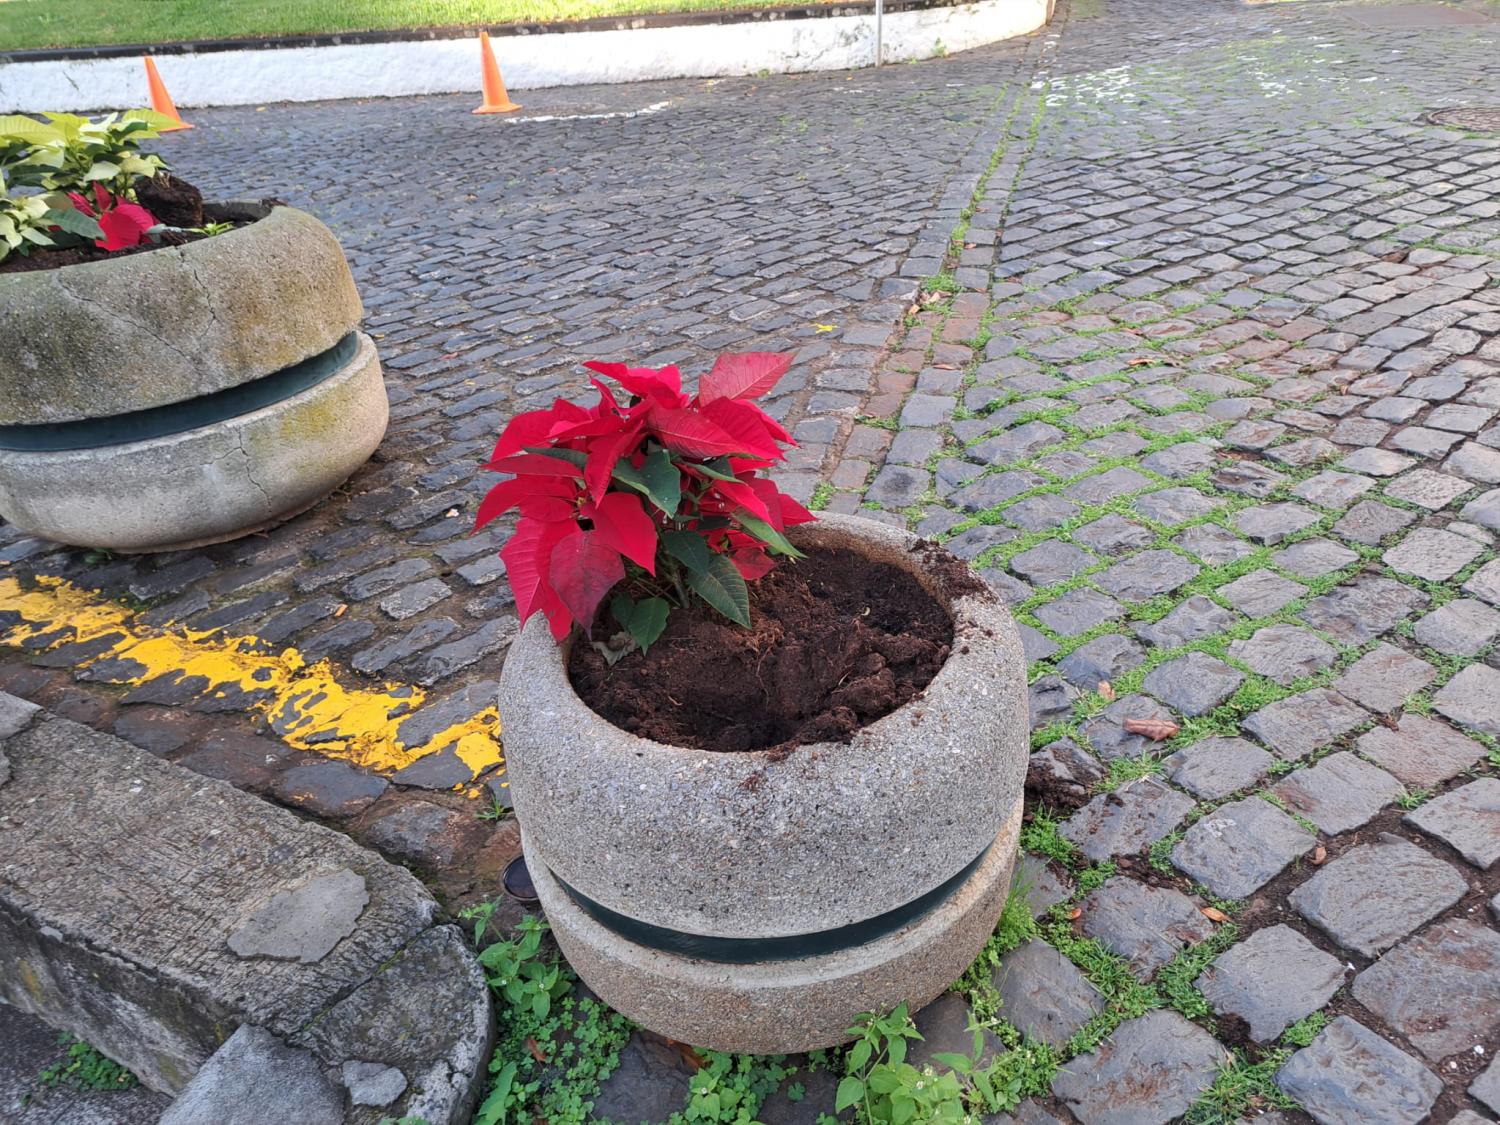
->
<box><xmin>473</xmin><ymin>32</ymin><xmax>520</xmax><ymax>115</ymax></box>
<box><xmin>143</xmin><ymin>57</ymin><xmax>192</xmax><ymax>131</ymax></box>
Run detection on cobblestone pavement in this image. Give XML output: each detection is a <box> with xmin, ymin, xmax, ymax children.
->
<box><xmin>4</xmin><ymin>0</ymin><xmax>1500</xmax><ymax>1120</ymax></box>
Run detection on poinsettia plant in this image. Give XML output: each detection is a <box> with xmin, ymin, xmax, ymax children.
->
<box><xmin>65</xmin><ymin>182</ymin><xmax>158</xmax><ymax>251</ymax></box>
<box><xmin>475</xmin><ymin>352</ymin><xmax>814</xmax><ymax>652</ymax></box>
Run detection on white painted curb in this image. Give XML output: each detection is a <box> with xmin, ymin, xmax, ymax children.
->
<box><xmin>0</xmin><ymin>0</ymin><xmax>1047</xmax><ymax>113</ymax></box>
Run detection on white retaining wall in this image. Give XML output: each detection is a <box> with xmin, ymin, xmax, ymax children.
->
<box><xmin>0</xmin><ymin>0</ymin><xmax>1048</xmax><ymax>113</ymax></box>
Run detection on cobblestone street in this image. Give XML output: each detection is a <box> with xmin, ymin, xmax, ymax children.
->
<box><xmin>3</xmin><ymin>0</ymin><xmax>1500</xmax><ymax>1120</ymax></box>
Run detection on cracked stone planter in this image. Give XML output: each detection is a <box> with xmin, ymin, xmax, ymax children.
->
<box><xmin>0</xmin><ymin>202</ymin><xmax>388</xmax><ymax>551</ymax></box>
<box><xmin>498</xmin><ymin>511</ymin><xmax>1029</xmax><ymax>1053</ymax></box>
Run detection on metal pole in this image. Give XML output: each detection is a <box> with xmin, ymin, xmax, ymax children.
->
<box><xmin>874</xmin><ymin>0</ymin><xmax>883</xmax><ymax>66</ymax></box>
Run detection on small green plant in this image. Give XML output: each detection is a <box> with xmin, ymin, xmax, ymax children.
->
<box><xmin>836</xmin><ymin>1004</ymin><xmax>973</xmax><ymax>1124</ymax></box>
<box><xmin>1395</xmin><ymin>788</ymin><xmax>1432</xmax><ymax>810</ymax></box>
<box><xmin>458</xmin><ymin>896</ymin><xmax>502</xmax><ymax>943</ymax></box>
<box><xmin>1101</xmin><ymin>752</ymin><xmax>1163</xmax><ymax>791</ymax></box>
<box><xmin>36</xmin><ymin>1034</ymin><xmax>137</xmax><ymax>1092</ymax></box>
<box><xmin>471</xmin><ymin>917</ymin><xmax>630</xmax><ymax>1125</ymax></box>
<box><xmin>670</xmin><ymin>1051</ymin><xmax>791</xmax><ymax>1124</ymax></box>
<box><xmin>955</xmin><ymin>883</ymin><xmax>1036</xmax><ymax>1022</ymax></box>
<box><xmin>1281</xmin><ymin>1011</ymin><xmax>1328</xmax><ymax>1048</ymax></box>
<box><xmin>1157</xmin><ymin>925</ymin><xmax>1239</xmax><ymax>1020</ymax></box>
<box><xmin>1019</xmin><ymin>809</ymin><xmax>1077</xmax><ymax>866</ymax></box>
<box><xmin>476</xmin><ymin>915</ymin><xmax>569</xmax><ymax>1020</ymax></box>
<box><xmin>476</xmin><ymin>793</ymin><xmax>512</xmax><ymax>822</ymax></box>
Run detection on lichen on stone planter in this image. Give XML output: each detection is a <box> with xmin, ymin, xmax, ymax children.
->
<box><xmin>0</xmin><ymin>201</ymin><xmax>388</xmax><ymax>551</ymax></box>
<box><xmin>497</xmin><ymin>511</ymin><xmax>1029</xmax><ymax>1053</ymax></box>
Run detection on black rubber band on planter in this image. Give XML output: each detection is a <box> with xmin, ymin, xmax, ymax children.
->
<box><xmin>552</xmin><ymin>843</ymin><xmax>990</xmax><ymax>964</ymax></box>
<box><xmin>0</xmin><ymin>332</ymin><xmax>360</xmax><ymax>452</ymax></box>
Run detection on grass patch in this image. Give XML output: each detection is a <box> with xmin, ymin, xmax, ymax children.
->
<box><xmin>1156</xmin><ymin>923</ymin><xmax>1238</xmax><ymax>1021</ymax></box>
<box><xmin>0</xmin><ymin>0</ymin><xmax>808</xmax><ymax>49</ymax></box>
<box><xmin>1184</xmin><ymin>1048</ymin><xmax>1295</xmax><ymax>1124</ymax></box>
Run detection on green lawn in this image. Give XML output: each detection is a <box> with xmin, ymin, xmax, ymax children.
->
<box><xmin>0</xmin><ymin>0</ymin><xmax>802</xmax><ymax>50</ymax></box>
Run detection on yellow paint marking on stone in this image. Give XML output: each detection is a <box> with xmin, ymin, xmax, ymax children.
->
<box><xmin>0</xmin><ymin>575</ymin><xmax>504</xmax><ymax>778</ymax></box>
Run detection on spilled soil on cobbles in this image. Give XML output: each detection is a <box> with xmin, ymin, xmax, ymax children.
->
<box><xmin>570</xmin><ymin>545</ymin><xmax>985</xmax><ymax>756</ymax></box>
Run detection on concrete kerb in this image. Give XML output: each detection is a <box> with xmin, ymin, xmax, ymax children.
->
<box><xmin>0</xmin><ymin>0</ymin><xmax>1052</xmax><ymax>112</ymax></box>
<box><xmin>0</xmin><ymin>694</ymin><xmax>493</xmax><ymax>1124</ymax></box>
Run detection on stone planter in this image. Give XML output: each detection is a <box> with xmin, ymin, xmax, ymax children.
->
<box><xmin>497</xmin><ymin>512</ymin><xmax>1029</xmax><ymax>1053</ymax></box>
<box><xmin>0</xmin><ymin>202</ymin><xmax>388</xmax><ymax>551</ymax></box>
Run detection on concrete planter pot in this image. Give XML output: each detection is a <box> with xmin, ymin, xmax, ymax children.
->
<box><xmin>0</xmin><ymin>202</ymin><xmax>388</xmax><ymax>551</ymax></box>
<box><xmin>498</xmin><ymin>512</ymin><xmax>1029</xmax><ymax>1052</ymax></box>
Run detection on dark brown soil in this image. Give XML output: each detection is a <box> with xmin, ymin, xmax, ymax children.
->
<box><xmin>569</xmin><ymin>545</ymin><xmax>970</xmax><ymax>756</ymax></box>
<box><xmin>0</xmin><ymin>234</ymin><xmax>210</xmax><ymax>275</ymax></box>
<box><xmin>135</xmin><ymin>173</ymin><xmax>204</xmax><ymax>227</ymax></box>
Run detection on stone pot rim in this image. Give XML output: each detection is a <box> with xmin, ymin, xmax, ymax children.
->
<box><xmin>1</xmin><ymin>202</ymin><xmax>365</xmax><ymax>426</ymax></box>
<box><xmin>498</xmin><ymin>510</ymin><xmax>1031</xmax><ymax>938</ymax></box>
<box><xmin>533</xmin><ymin>512</ymin><xmax>1006</xmax><ymax>762</ymax></box>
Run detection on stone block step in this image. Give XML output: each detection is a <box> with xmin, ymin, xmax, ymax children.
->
<box><xmin>0</xmin><ymin>693</ymin><xmax>492</xmax><ymax>1124</ymax></box>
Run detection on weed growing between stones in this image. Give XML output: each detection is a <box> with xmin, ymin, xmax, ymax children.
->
<box><xmin>33</xmin><ymin>1033</ymin><xmax>138</xmax><ymax>1094</ymax></box>
<box><xmin>673</xmin><ymin>1053</ymin><xmax>795</xmax><ymax>1124</ymax></box>
<box><xmin>466</xmin><ymin>915</ymin><xmax>631</xmax><ymax>1125</ymax></box>
<box><xmin>475</xmin><ymin>792</ymin><xmax>511</xmax><ymax>822</ymax></box>
<box><xmin>1156</xmin><ymin>924</ymin><xmax>1240</xmax><ymax>1022</ymax></box>
<box><xmin>465</xmin><ymin>911</ymin><xmax>802</xmax><ymax>1124</ymax></box>
<box><xmin>955</xmin><ymin>883</ymin><xmax>1040</xmax><ymax>1022</ymax></box>
<box><xmin>1177</xmin><ymin>1005</ymin><xmax>1333</xmax><ymax>1123</ymax></box>
<box><xmin>1183</xmin><ymin>1048</ymin><xmax>1296</xmax><ymax>1125</ymax></box>
<box><xmin>835</xmin><ymin>1004</ymin><xmax>974</xmax><ymax>1122</ymax></box>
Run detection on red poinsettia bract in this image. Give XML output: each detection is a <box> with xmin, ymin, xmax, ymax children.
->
<box><xmin>66</xmin><ymin>183</ymin><xmax>157</xmax><ymax>252</ymax></box>
<box><xmin>475</xmin><ymin>352</ymin><xmax>814</xmax><ymax>644</ymax></box>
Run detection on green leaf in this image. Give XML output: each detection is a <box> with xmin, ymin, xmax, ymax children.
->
<box><xmin>41</xmin><ymin>112</ymin><xmax>90</xmax><ymax>137</ymax></box>
<box><xmin>41</xmin><ymin>208</ymin><xmax>102</xmax><ymax>240</ymax></box>
<box><xmin>887</xmin><ymin>1038</ymin><xmax>906</xmax><ymax>1068</ymax></box>
<box><xmin>869</xmin><ymin>1068</ymin><xmax>908</xmax><ymax>1095</ymax></box>
<box><xmin>0</xmin><ymin>114</ymin><xmax>62</xmax><ymax>144</ymax></box>
<box><xmin>834</xmin><ymin>1077</ymin><xmax>865</xmax><ymax>1113</ymax></box>
<box><xmin>692</xmin><ymin>457</ymin><xmax>739</xmax><ymax>482</ymax></box>
<box><xmin>610</xmin><ymin>447</ymin><xmax>682</xmax><ymax>516</ymax></box>
<box><xmin>930</xmin><ymin>1052</ymin><xmax>972</xmax><ymax>1074</ymax></box>
<box><xmin>628</xmin><ymin>597</ymin><xmax>670</xmax><ymax>653</ymax></box>
<box><xmin>82</xmin><ymin>160</ymin><xmax>120</xmax><ymax>182</ymax></box>
<box><xmin>640</xmin><ymin>447</ymin><xmax>682</xmax><ymax>515</ymax></box>
<box><xmin>733</xmin><ymin>512</ymin><xmax>805</xmax><ymax>557</ymax></box>
<box><xmin>685</xmin><ymin>554</ymin><xmax>750</xmax><ymax>627</ymax></box>
<box><xmin>972</xmin><ymin>1070</ymin><xmax>995</xmax><ymax>1103</ymax></box>
<box><xmin>473</xmin><ymin>1062</ymin><xmax>516</xmax><ymax>1125</ymax></box>
<box><xmin>121</xmin><ymin>108</ymin><xmax>178</xmax><ymax>132</ymax></box>
<box><xmin>523</xmin><ymin>445</ymin><xmax>587</xmax><ymax>467</ymax></box>
<box><xmin>847</xmin><ymin>1039</ymin><xmax>872</xmax><ymax>1072</ymax></box>
<box><xmin>662</xmin><ymin>529</ymin><xmax>714</xmax><ymax>575</ymax></box>
<box><xmin>610</xmin><ymin>594</ymin><xmax>670</xmax><ymax>653</ymax></box>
